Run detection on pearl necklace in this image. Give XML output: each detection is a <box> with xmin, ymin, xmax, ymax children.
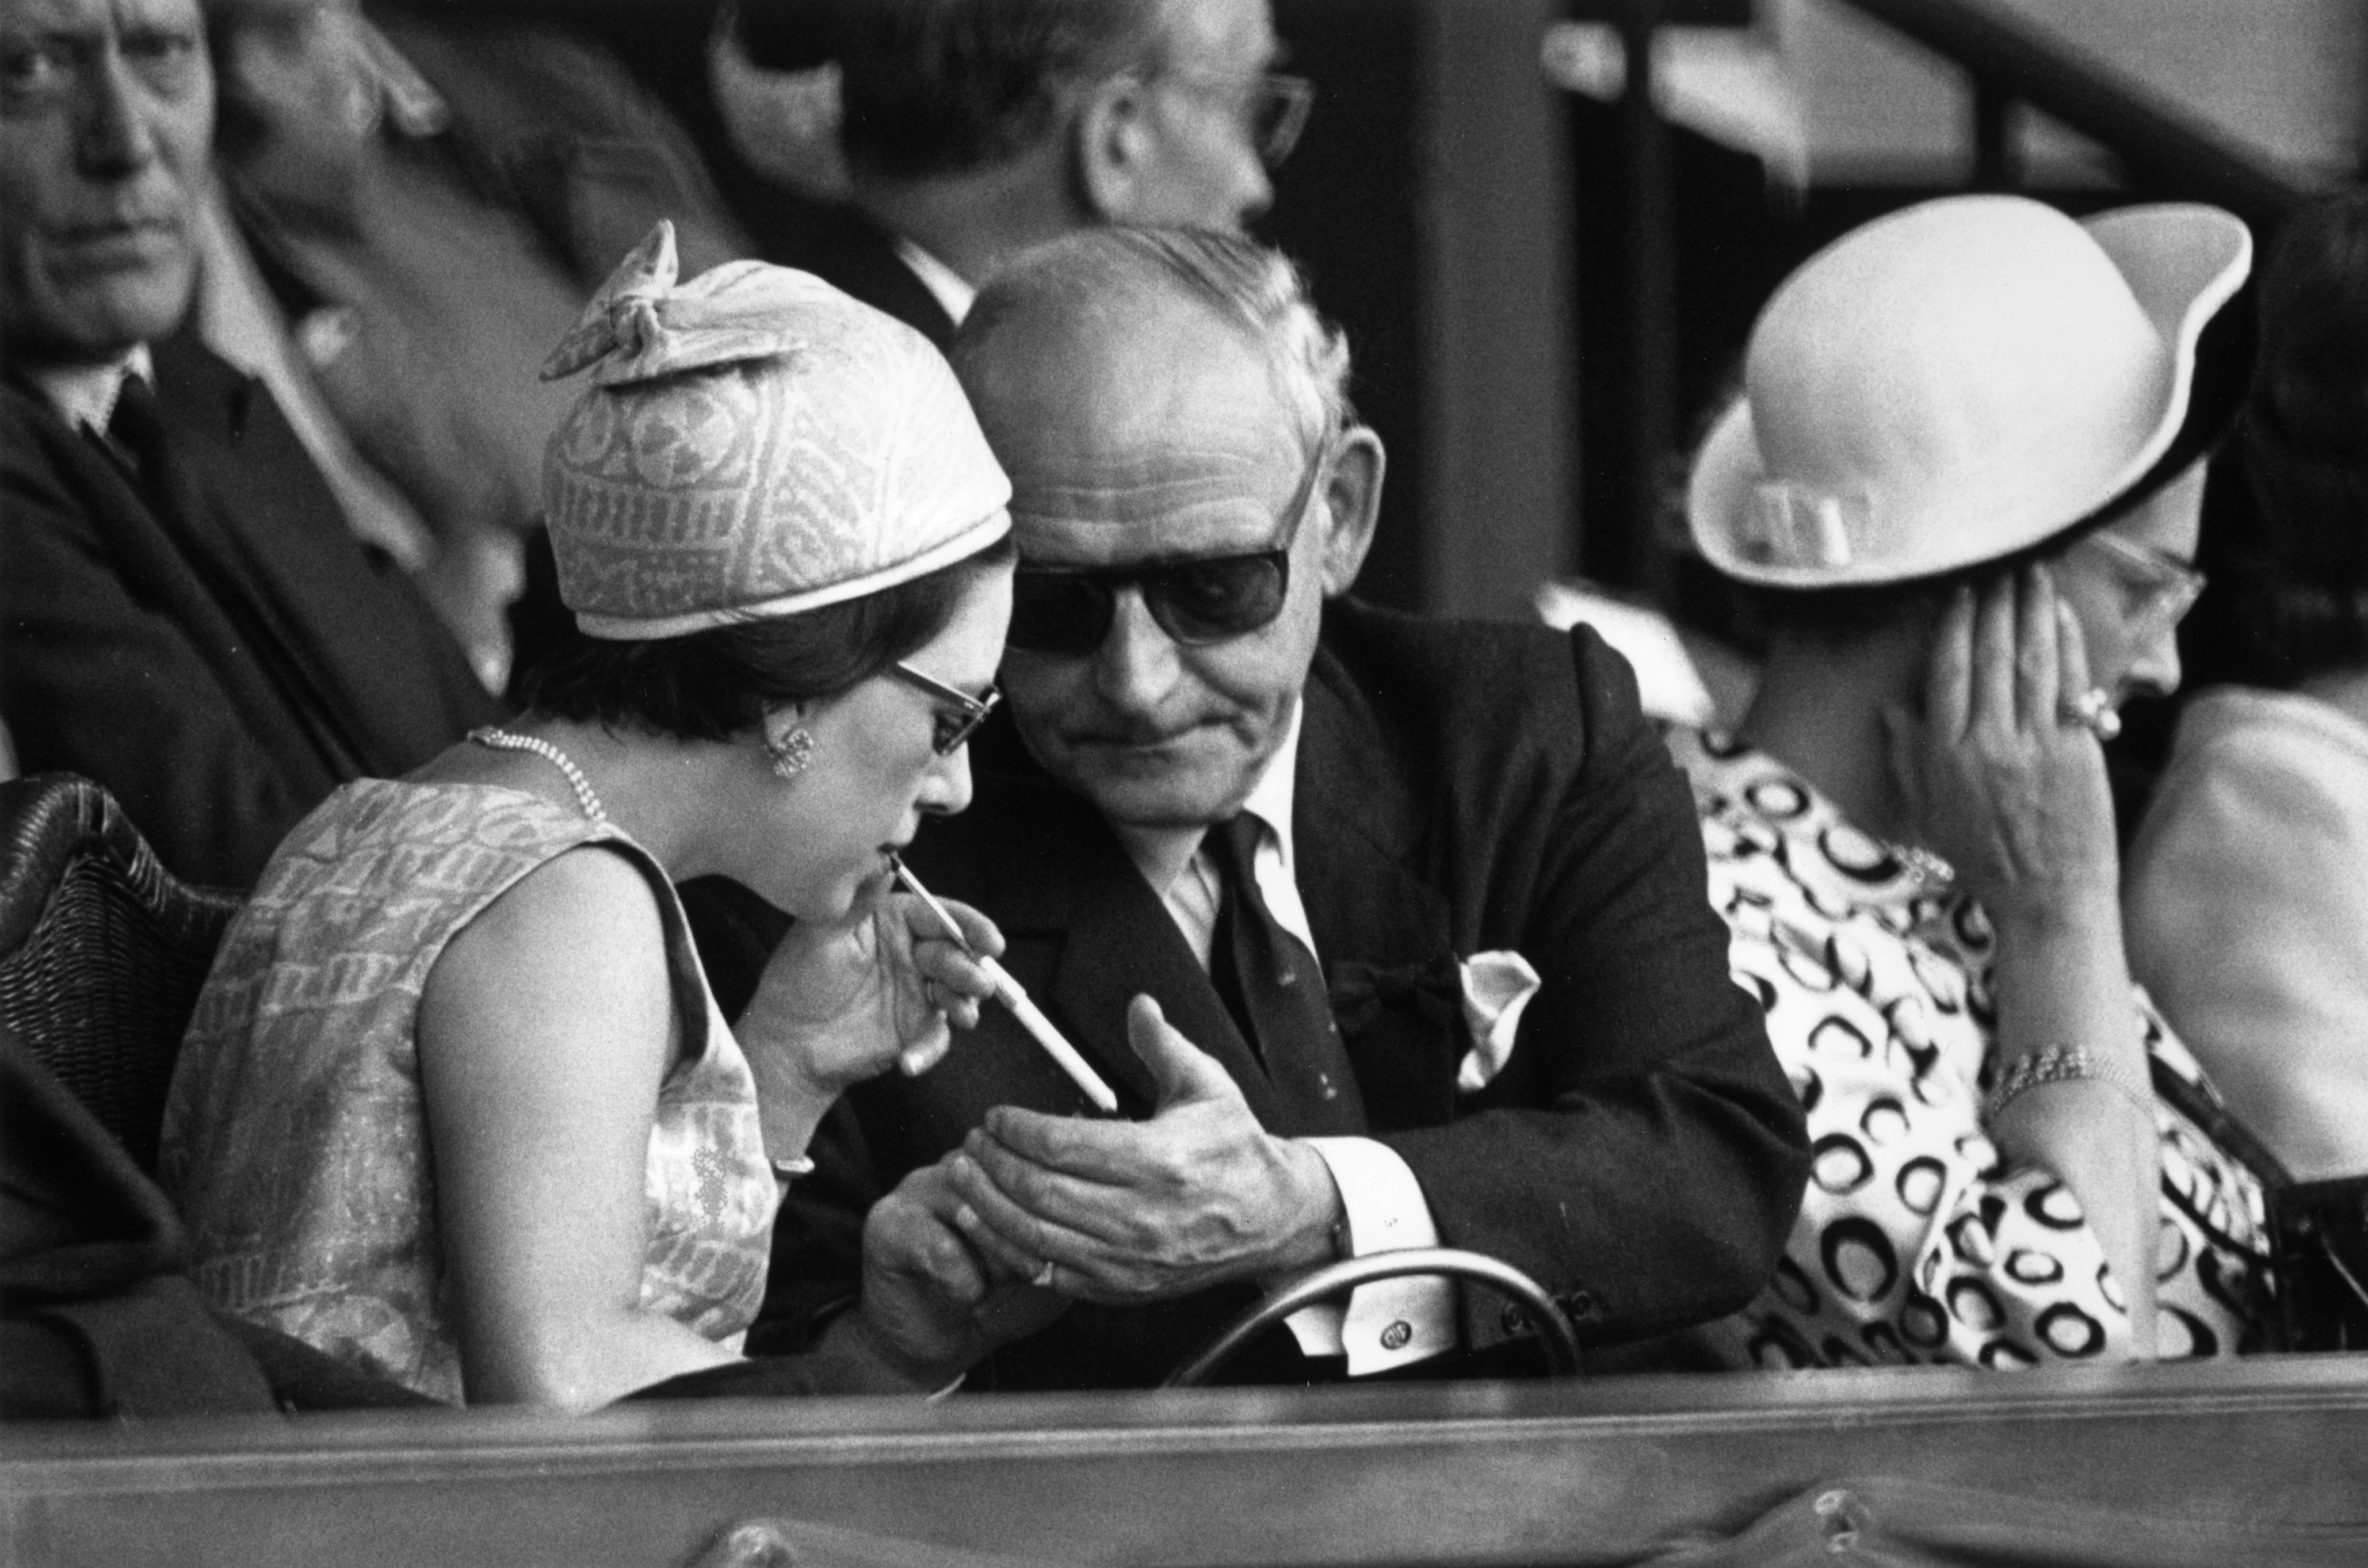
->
<box><xmin>467</xmin><ymin>726</ymin><xmax>608</xmax><ymax>822</ymax></box>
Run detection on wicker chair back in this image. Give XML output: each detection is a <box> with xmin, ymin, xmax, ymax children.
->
<box><xmin>0</xmin><ymin>775</ymin><xmax>244</xmax><ymax>1175</ymax></box>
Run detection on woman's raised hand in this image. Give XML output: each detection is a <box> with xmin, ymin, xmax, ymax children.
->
<box><xmin>1885</xmin><ymin>565</ymin><xmax>2119</xmax><ymax>925</ymax></box>
<box><xmin>739</xmin><ymin>886</ymin><xmax>1006</xmax><ymax>1096</ymax></box>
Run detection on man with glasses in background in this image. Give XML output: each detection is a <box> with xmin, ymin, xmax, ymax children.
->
<box><xmin>753</xmin><ymin>230</ymin><xmax>1809</xmax><ymax>1392</ymax></box>
<box><xmin>722</xmin><ymin>0</ymin><xmax>1308</xmax><ymax>346</ymax></box>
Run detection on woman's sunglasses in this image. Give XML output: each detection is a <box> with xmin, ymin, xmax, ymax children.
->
<box><xmin>889</xmin><ymin>663</ymin><xmax>1000</xmax><ymax>755</ymax></box>
<box><xmin>1005</xmin><ymin>441</ymin><xmax>1328</xmax><ymax>659</ymax></box>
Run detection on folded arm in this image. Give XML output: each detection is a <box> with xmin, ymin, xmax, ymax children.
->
<box><xmin>1376</xmin><ymin>633</ymin><xmax>1811</xmax><ymax>1341</ymax></box>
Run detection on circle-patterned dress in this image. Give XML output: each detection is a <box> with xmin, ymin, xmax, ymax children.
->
<box><xmin>1668</xmin><ymin>729</ymin><xmax>2275</xmax><ymax>1367</ymax></box>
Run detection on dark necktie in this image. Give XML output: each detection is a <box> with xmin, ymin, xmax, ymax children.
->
<box><xmin>99</xmin><ymin>370</ymin><xmax>368</xmax><ymax>779</ymax></box>
<box><xmin>101</xmin><ymin>372</ymin><xmax>248</xmax><ymax>578</ymax></box>
<box><xmin>98</xmin><ymin>372</ymin><xmax>165</xmax><ymax>481</ymax></box>
<box><xmin>1204</xmin><ymin>814</ymin><xmax>1365</xmax><ymax>1135</ymax></box>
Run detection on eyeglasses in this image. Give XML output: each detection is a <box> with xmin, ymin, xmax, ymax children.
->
<box><xmin>888</xmin><ymin>663</ymin><xmax>1000</xmax><ymax>756</ymax></box>
<box><xmin>2073</xmin><ymin>530</ymin><xmax>2207</xmax><ymax>644</ymax></box>
<box><xmin>1152</xmin><ymin>68</ymin><xmax>1316</xmax><ymax>169</ymax></box>
<box><xmin>1005</xmin><ymin>441</ymin><xmax>1328</xmax><ymax>659</ymax></box>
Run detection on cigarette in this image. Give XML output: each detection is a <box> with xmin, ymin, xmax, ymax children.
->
<box><xmin>889</xmin><ymin>856</ymin><xmax>1120</xmax><ymax>1114</ymax></box>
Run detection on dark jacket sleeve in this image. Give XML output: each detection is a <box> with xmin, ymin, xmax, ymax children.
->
<box><xmin>1</xmin><ymin>417</ymin><xmax>316</xmax><ymax>888</ymax></box>
<box><xmin>1374</xmin><ymin>631</ymin><xmax>1808</xmax><ymax>1343</ymax></box>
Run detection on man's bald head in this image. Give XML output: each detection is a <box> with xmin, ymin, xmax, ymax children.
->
<box><xmin>953</xmin><ymin>227</ymin><xmax>1349</xmax><ymax>472</ymax></box>
<box><xmin>946</xmin><ymin>228</ymin><xmax>1383</xmax><ymax>831</ymax></box>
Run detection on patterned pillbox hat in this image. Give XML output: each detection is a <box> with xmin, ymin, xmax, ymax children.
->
<box><xmin>540</xmin><ymin>222</ymin><xmax>1010</xmax><ymax>639</ymax></box>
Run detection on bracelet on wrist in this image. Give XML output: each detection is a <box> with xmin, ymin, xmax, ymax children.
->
<box><xmin>1983</xmin><ymin>1044</ymin><xmax>2153</xmax><ymax>1123</ymax></box>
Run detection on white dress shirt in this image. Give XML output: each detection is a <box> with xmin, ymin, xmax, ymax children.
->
<box><xmin>1112</xmin><ymin>701</ymin><xmax>1455</xmax><ymax>1375</ymax></box>
<box><xmin>37</xmin><ymin>346</ymin><xmax>151</xmax><ymax>435</ymax></box>
<box><xmin>892</xmin><ymin>236</ymin><xmax>976</xmax><ymax>327</ymax></box>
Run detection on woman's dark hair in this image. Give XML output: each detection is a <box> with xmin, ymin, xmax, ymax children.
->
<box><xmin>2179</xmin><ymin>192</ymin><xmax>2368</xmax><ymax>691</ymax></box>
<box><xmin>517</xmin><ymin>533</ymin><xmax>1015</xmax><ymax>741</ymax></box>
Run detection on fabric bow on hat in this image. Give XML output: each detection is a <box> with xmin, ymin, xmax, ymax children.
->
<box><xmin>539</xmin><ymin>221</ymin><xmax>1011</xmax><ymax>640</ymax></box>
<box><xmin>541</xmin><ymin>223</ymin><xmax>827</xmax><ymax>388</ymax></box>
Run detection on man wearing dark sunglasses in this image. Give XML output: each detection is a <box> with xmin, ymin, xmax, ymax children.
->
<box><xmin>726</xmin><ymin>0</ymin><xmax>1301</xmax><ymax>350</ymax></box>
<box><xmin>755</xmin><ymin>230</ymin><xmax>1807</xmax><ymax>1393</ymax></box>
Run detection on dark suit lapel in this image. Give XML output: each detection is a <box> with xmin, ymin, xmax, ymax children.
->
<box><xmin>1295</xmin><ymin>659</ymin><xmax>1465</xmax><ymax>1132</ymax></box>
<box><xmin>148</xmin><ymin>363</ymin><xmax>375</xmax><ymax>775</ymax></box>
<box><xmin>6</xmin><ymin>372</ymin><xmax>353</xmax><ymax>808</ymax></box>
<box><xmin>965</xmin><ymin>777</ymin><xmax>1290</xmax><ymax>1128</ymax></box>
<box><xmin>1041</xmin><ymin>831</ymin><xmax>1293</xmax><ymax>1131</ymax></box>
<box><xmin>149</xmin><ymin>334</ymin><xmax>495</xmax><ymax>775</ymax></box>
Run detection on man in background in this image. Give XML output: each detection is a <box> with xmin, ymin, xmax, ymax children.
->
<box><xmin>721</xmin><ymin>0</ymin><xmax>1306</xmax><ymax>342</ymax></box>
<box><xmin>1</xmin><ymin>0</ymin><xmax>496</xmax><ymax>885</ymax></box>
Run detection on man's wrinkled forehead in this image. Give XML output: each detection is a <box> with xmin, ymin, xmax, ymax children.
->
<box><xmin>971</xmin><ymin>302</ymin><xmax>1303</xmax><ymax>564</ymax></box>
<box><xmin>1006</xmin><ymin>426</ymin><xmax>1304</xmax><ymax>564</ymax></box>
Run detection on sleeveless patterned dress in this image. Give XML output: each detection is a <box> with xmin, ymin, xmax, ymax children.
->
<box><xmin>159</xmin><ymin>781</ymin><xmax>780</xmax><ymax>1403</ymax></box>
<box><xmin>1667</xmin><ymin>729</ymin><xmax>2275</xmax><ymax>1367</ymax></box>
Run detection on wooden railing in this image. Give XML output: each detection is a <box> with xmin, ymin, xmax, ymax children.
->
<box><xmin>7</xmin><ymin>1355</ymin><xmax>2367</xmax><ymax>1566</ymax></box>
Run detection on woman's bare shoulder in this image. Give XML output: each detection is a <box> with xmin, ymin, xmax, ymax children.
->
<box><xmin>423</xmin><ymin>843</ymin><xmax>677</xmax><ymax>1058</ymax></box>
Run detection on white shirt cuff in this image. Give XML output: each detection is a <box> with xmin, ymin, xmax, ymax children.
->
<box><xmin>1282</xmin><ymin>1137</ymin><xmax>1455</xmax><ymax>1375</ymax></box>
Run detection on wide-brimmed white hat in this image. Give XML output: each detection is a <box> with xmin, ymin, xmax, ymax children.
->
<box><xmin>1688</xmin><ymin>196</ymin><xmax>2251</xmax><ymax>588</ymax></box>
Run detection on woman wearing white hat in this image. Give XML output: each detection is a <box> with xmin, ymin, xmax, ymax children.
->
<box><xmin>1670</xmin><ymin>196</ymin><xmax>2274</xmax><ymax>1367</ymax></box>
<box><xmin>162</xmin><ymin>225</ymin><xmax>1028</xmax><ymax>1408</ymax></box>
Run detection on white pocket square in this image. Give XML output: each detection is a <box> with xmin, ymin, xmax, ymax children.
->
<box><xmin>1456</xmin><ymin>950</ymin><xmax>1541</xmax><ymax>1092</ymax></box>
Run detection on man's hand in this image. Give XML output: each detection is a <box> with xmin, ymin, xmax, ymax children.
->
<box><xmin>946</xmin><ymin>996</ymin><xmax>1343</xmax><ymax>1303</ymax></box>
<box><xmin>845</xmin><ymin>1155</ymin><xmax>1068</xmax><ymax>1389</ymax></box>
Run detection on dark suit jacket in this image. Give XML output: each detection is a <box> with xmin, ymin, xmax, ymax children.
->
<box><xmin>753</xmin><ymin>600</ymin><xmax>1808</xmax><ymax>1389</ymax></box>
<box><xmin>0</xmin><ymin>335</ymin><xmax>501</xmax><ymax>887</ymax></box>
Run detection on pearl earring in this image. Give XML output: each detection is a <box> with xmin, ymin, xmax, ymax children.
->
<box><xmin>766</xmin><ymin>726</ymin><xmax>815</xmax><ymax>780</ymax></box>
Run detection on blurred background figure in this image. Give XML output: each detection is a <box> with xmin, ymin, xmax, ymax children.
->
<box><xmin>197</xmin><ymin>0</ymin><xmax>750</xmax><ymax>691</ymax></box>
<box><xmin>716</xmin><ymin>0</ymin><xmax>1303</xmax><ymax>344</ymax></box>
<box><xmin>2126</xmin><ymin>190</ymin><xmax>2368</xmax><ymax>1183</ymax></box>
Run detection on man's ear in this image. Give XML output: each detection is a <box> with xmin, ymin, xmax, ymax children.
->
<box><xmin>1072</xmin><ymin>74</ymin><xmax>1154</xmax><ymax>221</ymax></box>
<box><xmin>1316</xmin><ymin>427</ymin><xmax>1385</xmax><ymax>597</ymax></box>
